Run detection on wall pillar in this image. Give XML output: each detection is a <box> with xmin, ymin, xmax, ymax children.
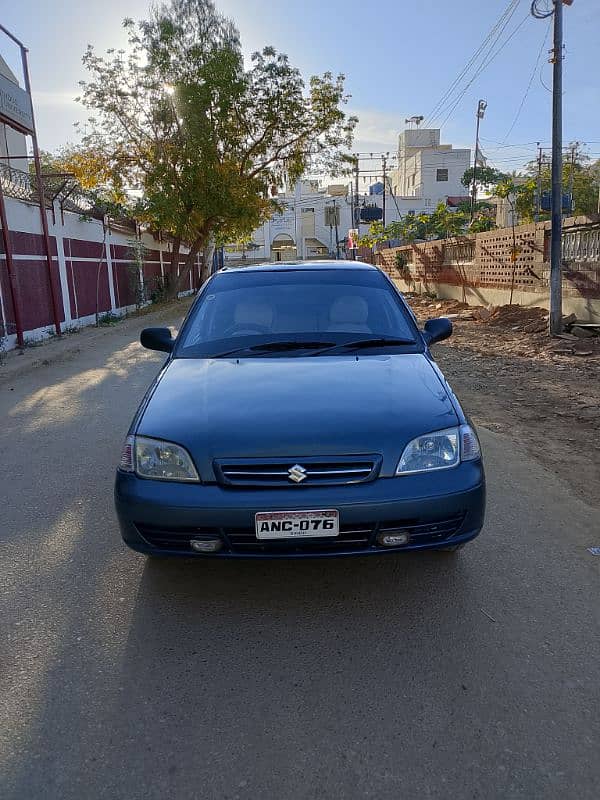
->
<box><xmin>49</xmin><ymin>201</ymin><xmax>72</xmax><ymax>326</ymax></box>
<box><xmin>104</xmin><ymin>226</ymin><xmax>117</xmax><ymax>311</ymax></box>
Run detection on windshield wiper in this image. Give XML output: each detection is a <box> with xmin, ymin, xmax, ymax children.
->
<box><xmin>211</xmin><ymin>340</ymin><xmax>335</xmax><ymax>358</ymax></box>
<box><xmin>311</xmin><ymin>336</ymin><xmax>415</xmax><ymax>355</ymax></box>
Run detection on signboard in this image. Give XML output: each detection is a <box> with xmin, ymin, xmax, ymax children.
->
<box><xmin>540</xmin><ymin>191</ymin><xmax>573</xmax><ymax>213</ymax></box>
<box><xmin>0</xmin><ymin>73</ymin><xmax>34</xmax><ymax>133</ymax></box>
<box><xmin>348</xmin><ymin>229</ymin><xmax>359</xmax><ymax>249</ymax></box>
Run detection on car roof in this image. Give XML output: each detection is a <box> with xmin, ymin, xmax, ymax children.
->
<box><xmin>219</xmin><ymin>259</ymin><xmax>378</xmax><ymax>274</ymax></box>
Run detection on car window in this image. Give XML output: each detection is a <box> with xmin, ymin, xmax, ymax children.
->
<box><xmin>177</xmin><ymin>269</ymin><xmax>420</xmax><ymax>357</ymax></box>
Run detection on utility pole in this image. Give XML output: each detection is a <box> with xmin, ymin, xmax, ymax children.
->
<box><xmin>535</xmin><ymin>143</ymin><xmax>543</xmax><ymax>222</ymax></box>
<box><xmin>349</xmin><ymin>180</ymin><xmax>356</xmax><ymax>260</ymax></box>
<box><xmin>568</xmin><ymin>141</ymin><xmax>579</xmax><ymax>212</ymax></box>
<box><xmin>549</xmin><ymin>0</ymin><xmax>565</xmax><ymax>335</ymax></box>
<box><xmin>382</xmin><ymin>154</ymin><xmax>388</xmax><ymax>229</ymax></box>
<box><xmin>326</xmin><ymin>199</ymin><xmax>341</xmax><ymax>259</ymax></box>
<box><xmin>532</xmin><ymin>0</ymin><xmax>572</xmax><ymax>333</ymax></box>
<box><xmin>354</xmin><ymin>154</ymin><xmax>360</xmax><ymax>229</ymax></box>
<box><xmin>333</xmin><ymin>198</ymin><xmax>340</xmax><ymax>259</ymax></box>
<box><xmin>470</xmin><ymin>99</ymin><xmax>487</xmax><ymax>221</ymax></box>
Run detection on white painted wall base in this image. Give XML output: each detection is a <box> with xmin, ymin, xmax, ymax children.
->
<box><xmin>392</xmin><ymin>279</ymin><xmax>600</xmax><ymax>324</ymax></box>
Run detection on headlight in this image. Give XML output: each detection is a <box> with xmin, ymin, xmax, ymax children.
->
<box><xmin>118</xmin><ymin>435</ymin><xmax>200</xmax><ymax>482</ymax></box>
<box><xmin>396</xmin><ymin>424</ymin><xmax>480</xmax><ymax>475</ymax></box>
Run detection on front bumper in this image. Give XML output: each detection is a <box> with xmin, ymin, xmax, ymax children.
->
<box><xmin>115</xmin><ymin>460</ymin><xmax>485</xmax><ymax>558</ymax></box>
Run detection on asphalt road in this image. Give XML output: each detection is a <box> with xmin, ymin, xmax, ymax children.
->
<box><xmin>1</xmin><ymin>307</ymin><xmax>599</xmax><ymax>800</ymax></box>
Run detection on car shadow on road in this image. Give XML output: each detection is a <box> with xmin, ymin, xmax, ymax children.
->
<box><xmin>5</xmin><ymin>544</ymin><xmax>492</xmax><ymax>800</ymax></box>
<box><xmin>86</xmin><ymin>551</ymin><xmax>487</xmax><ymax>796</ymax></box>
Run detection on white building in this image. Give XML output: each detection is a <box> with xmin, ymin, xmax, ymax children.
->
<box><xmin>225</xmin><ymin>126</ymin><xmax>471</xmax><ymax>262</ymax></box>
<box><xmin>224</xmin><ymin>180</ymin><xmax>356</xmax><ymax>264</ymax></box>
<box><xmin>391</xmin><ymin>127</ymin><xmax>470</xmax><ymax>210</ymax></box>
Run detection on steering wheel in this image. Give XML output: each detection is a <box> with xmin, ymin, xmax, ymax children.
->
<box><xmin>223</xmin><ymin>322</ymin><xmax>272</xmax><ymax>337</ymax></box>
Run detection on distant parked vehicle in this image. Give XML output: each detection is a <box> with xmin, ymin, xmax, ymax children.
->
<box><xmin>115</xmin><ymin>260</ymin><xmax>485</xmax><ymax>558</ymax></box>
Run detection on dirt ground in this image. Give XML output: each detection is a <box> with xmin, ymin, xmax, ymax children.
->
<box><xmin>407</xmin><ymin>294</ymin><xmax>600</xmax><ymax>508</ymax></box>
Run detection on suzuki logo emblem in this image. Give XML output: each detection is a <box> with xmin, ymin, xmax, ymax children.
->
<box><xmin>288</xmin><ymin>464</ymin><xmax>307</xmax><ymax>483</ymax></box>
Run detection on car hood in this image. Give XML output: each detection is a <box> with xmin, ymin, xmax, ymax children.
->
<box><xmin>137</xmin><ymin>355</ymin><xmax>458</xmax><ymax>478</ymax></box>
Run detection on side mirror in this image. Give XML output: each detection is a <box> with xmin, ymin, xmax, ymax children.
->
<box><xmin>423</xmin><ymin>317</ymin><xmax>453</xmax><ymax>345</ymax></box>
<box><xmin>140</xmin><ymin>327</ymin><xmax>174</xmax><ymax>353</ymax></box>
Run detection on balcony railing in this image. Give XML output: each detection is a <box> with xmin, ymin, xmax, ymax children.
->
<box><xmin>562</xmin><ymin>228</ymin><xmax>600</xmax><ymax>262</ymax></box>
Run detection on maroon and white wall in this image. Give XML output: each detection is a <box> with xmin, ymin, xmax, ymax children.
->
<box><xmin>0</xmin><ymin>196</ymin><xmax>201</xmax><ymax>350</ymax></box>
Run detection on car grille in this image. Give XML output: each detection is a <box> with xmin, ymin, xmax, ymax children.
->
<box><xmin>135</xmin><ymin>514</ymin><xmax>465</xmax><ymax>555</ymax></box>
<box><xmin>214</xmin><ymin>456</ymin><xmax>381</xmax><ymax>487</ymax></box>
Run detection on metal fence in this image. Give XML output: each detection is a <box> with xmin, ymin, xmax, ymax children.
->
<box><xmin>442</xmin><ymin>240</ymin><xmax>476</xmax><ymax>265</ymax></box>
<box><xmin>0</xmin><ymin>162</ymin><xmax>97</xmax><ymax>218</ymax></box>
<box><xmin>0</xmin><ymin>162</ymin><xmax>33</xmax><ymax>201</ymax></box>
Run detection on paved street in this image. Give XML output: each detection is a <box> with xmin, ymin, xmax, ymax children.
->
<box><xmin>1</xmin><ymin>305</ymin><xmax>599</xmax><ymax>800</ymax></box>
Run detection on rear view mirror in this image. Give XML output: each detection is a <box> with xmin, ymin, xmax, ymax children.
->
<box><xmin>423</xmin><ymin>317</ymin><xmax>453</xmax><ymax>345</ymax></box>
<box><xmin>141</xmin><ymin>327</ymin><xmax>174</xmax><ymax>353</ymax></box>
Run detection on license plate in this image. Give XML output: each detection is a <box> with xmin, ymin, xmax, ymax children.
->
<box><xmin>255</xmin><ymin>509</ymin><xmax>339</xmax><ymax>539</ymax></box>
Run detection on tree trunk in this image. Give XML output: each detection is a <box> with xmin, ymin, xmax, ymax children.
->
<box><xmin>200</xmin><ymin>235</ymin><xmax>216</xmax><ymax>285</ymax></box>
<box><xmin>167</xmin><ymin>229</ymin><xmax>211</xmax><ymax>299</ymax></box>
<box><xmin>165</xmin><ymin>236</ymin><xmax>182</xmax><ymax>300</ymax></box>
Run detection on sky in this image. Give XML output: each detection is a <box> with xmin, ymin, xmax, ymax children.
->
<box><xmin>2</xmin><ymin>0</ymin><xmax>600</xmax><ymax>184</ymax></box>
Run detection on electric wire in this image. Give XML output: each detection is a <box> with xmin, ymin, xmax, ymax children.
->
<box><xmin>502</xmin><ymin>18</ymin><xmax>552</xmax><ymax>142</ymax></box>
<box><xmin>531</xmin><ymin>0</ymin><xmax>554</xmax><ymax>20</ymax></box>
<box><xmin>436</xmin><ymin>11</ymin><xmax>532</xmax><ymax>131</ymax></box>
<box><xmin>424</xmin><ymin>0</ymin><xmax>520</xmax><ymax>128</ymax></box>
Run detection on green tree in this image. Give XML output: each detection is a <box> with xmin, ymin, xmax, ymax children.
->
<box><xmin>357</xmin><ymin>220</ymin><xmax>385</xmax><ymax>248</ymax></box>
<box><xmin>390</xmin><ymin>213</ymin><xmax>428</xmax><ymax>243</ymax></box>
<box><xmin>422</xmin><ymin>202</ymin><xmax>468</xmax><ymax>239</ymax></box>
<box><xmin>521</xmin><ymin>147</ymin><xmax>600</xmax><ymax>220</ymax></box>
<box><xmin>77</xmin><ymin>0</ymin><xmax>357</xmax><ymax>297</ymax></box>
<box><xmin>461</xmin><ymin>165</ymin><xmax>507</xmax><ymax>193</ymax></box>
<box><xmin>357</xmin><ymin>214</ymin><xmax>430</xmax><ymax>248</ymax></box>
<box><xmin>468</xmin><ymin>215</ymin><xmax>495</xmax><ymax>233</ymax></box>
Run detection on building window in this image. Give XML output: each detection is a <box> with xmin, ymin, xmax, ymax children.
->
<box><xmin>436</xmin><ymin>168</ymin><xmax>449</xmax><ymax>182</ymax></box>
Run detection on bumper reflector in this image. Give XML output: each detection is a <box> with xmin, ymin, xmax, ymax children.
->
<box><xmin>377</xmin><ymin>531</ymin><xmax>410</xmax><ymax>547</ymax></box>
<box><xmin>190</xmin><ymin>538</ymin><xmax>222</xmax><ymax>553</ymax></box>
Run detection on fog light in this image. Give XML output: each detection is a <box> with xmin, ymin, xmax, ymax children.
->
<box><xmin>377</xmin><ymin>531</ymin><xmax>410</xmax><ymax>547</ymax></box>
<box><xmin>190</xmin><ymin>538</ymin><xmax>222</xmax><ymax>553</ymax></box>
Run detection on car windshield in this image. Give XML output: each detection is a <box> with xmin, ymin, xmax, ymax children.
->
<box><xmin>176</xmin><ymin>268</ymin><xmax>421</xmax><ymax>358</ymax></box>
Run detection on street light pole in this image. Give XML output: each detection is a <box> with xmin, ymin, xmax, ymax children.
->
<box><xmin>549</xmin><ymin>0</ymin><xmax>564</xmax><ymax>335</ymax></box>
<box><xmin>534</xmin><ymin>143</ymin><xmax>543</xmax><ymax>223</ymax></box>
<box><xmin>470</xmin><ymin>100</ymin><xmax>487</xmax><ymax>221</ymax></box>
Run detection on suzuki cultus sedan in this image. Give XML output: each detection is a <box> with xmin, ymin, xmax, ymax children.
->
<box><xmin>115</xmin><ymin>261</ymin><xmax>485</xmax><ymax>558</ymax></box>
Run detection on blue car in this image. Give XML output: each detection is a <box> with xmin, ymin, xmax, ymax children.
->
<box><xmin>115</xmin><ymin>260</ymin><xmax>485</xmax><ymax>558</ymax></box>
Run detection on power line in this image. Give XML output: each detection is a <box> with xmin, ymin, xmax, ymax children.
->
<box><xmin>530</xmin><ymin>0</ymin><xmax>554</xmax><ymax>20</ymax></box>
<box><xmin>502</xmin><ymin>18</ymin><xmax>552</xmax><ymax>142</ymax></box>
<box><xmin>481</xmin><ymin>138</ymin><xmax>547</xmax><ymax>147</ymax></box>
<box><xmin>437</xmin><ymin>12</ymin><xmax>532</xmax><ymax>131</ymax></box>
<box><xmin>424</xmin><ymin>0</ymin><xmax>520</xmax><ymax>128</ymax></box>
